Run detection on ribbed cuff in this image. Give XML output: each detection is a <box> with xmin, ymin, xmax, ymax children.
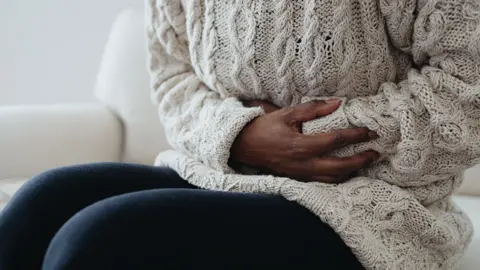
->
<box><xmin>201</xmin><ymin>103</ymin><xmax>265</xmax><ymax>173</ymax></box>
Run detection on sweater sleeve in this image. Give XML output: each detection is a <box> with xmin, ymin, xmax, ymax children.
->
<box><xmin>146</xmin><ymin>0</ymin><xmax>264</xmax><ymax>173</ymax></box>
<box><xmin>305</xmin><ymin>0</ymin><xmax>480</xmax><ymax>200</ymax></box>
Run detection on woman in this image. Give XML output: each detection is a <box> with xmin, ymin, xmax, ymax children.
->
<box><xmin>1</xmin><ymin>0</ymin><xmax>479</xmax><ymax>269</ymax></box>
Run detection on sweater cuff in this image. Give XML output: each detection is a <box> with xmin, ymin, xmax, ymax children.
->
<box><xmin>201</xmin><ymin>102</ymin><xmax>265</xmax><ymax>173</ymax></box>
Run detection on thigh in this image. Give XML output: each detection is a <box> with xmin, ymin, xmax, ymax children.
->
<box><xmin>43</xmin><ymin>189</ymin><xmax>363</xmax><ymax>270</ymax></box>
<box><xmin>0</xmin><ymin>163</ymin><xmax>192</xmax><ymax>270</ymax></box>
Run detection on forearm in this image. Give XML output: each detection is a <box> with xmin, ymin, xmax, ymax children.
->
<box><xmin>147</xmin><ymin>1</ymin><xmax>264</xmax><ymax>172</ymax></box>
<box><xmin>157</xmin><ymin>77</ymin><xmax>264</xmax><ymax>172</ymax></box>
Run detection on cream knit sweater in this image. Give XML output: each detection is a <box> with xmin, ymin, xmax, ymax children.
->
<box><xmin>146</xmin><ymin>0</ymin><xmax>480</xmax><ymax>269</ymax></box>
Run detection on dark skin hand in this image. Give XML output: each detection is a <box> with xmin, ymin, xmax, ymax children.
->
<box><xmin>230</xmin><ymin>99</ymin><xmax>380</xmax><ymax>183</ymax></box>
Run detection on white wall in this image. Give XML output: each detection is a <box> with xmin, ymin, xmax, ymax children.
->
<box><xmin>0</xmin><ymin>0</ymin><xmax>143</xmax><ymax>105</ymax></box>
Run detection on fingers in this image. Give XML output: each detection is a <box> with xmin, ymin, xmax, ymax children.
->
<box><xmin>288</xmin><ymin>99</ymin><xmax>341</xmax><ymax>123</ymax></box>
<box><xmin>300</xmin><ymin>128</ymin><xmax>378</xmax><ymax>154</ymax></box>
<box><xmin>308</xmin><ymin>150</ymin><xmax>379</xmax><ymax>177</ymax></box>
<box><xmin>267</xmin><ymin>150</ymin><xmax>378</xmax><ymax>184</ymax></box>
<box><xmin>300</xmin><ymin>170</ymin><xmax>356</xmax><ymax>184</ymax></box>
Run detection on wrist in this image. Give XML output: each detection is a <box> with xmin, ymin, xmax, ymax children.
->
<box><xmin>230</xmin><ymin>120</ymin><xmax>253</xmax><ymax>165</ymax></box>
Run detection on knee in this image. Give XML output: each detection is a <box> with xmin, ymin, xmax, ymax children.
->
<box><xmin>12</xmin><ymin>165</ymin><xmax>87</xmax><ymax>200</ymax></box>
<box><xmin>12</xmin><ymin>163</ymin><xmax>126</xmax><ymax>201</ymax></box>
<box><xmin>42</xmin><ymin>190</ymin><xmax>192</xmax><ymax>270</ymax></box>
<box><xmin>42</xmin><ymin>201</ymin><xmax>114</xmax><ymax>270</ymax></box>
<box><xmin>41</xmin><ymin>193</ymin><xmax>155</xmax><ymax>270</ymax></box>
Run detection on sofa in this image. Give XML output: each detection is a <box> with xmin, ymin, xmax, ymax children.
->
<box><xmin>0</xmin><ymin>9</ymin><xmax>479</xmax><ymax>269</ymax></box>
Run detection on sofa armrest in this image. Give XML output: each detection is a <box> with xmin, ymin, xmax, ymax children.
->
<box><xmin>0</xmin><ymin>103</ymin><xmax>123</xmax><ymax>179</ymax></box>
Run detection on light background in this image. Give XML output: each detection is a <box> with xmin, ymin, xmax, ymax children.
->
<box><xmin>0</xmin><ymin>0</ymin><xmax>143</xmax><ymax>105</ymax></box>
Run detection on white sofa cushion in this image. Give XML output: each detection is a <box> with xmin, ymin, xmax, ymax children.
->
<box><xmin>458</xmin><ymin>167</ymin><xmax>480</xmax><ymax>196</ymax></box>
<box><xmin>454</xmin><ymin>196</ymin><xmax>480</xmax><ymax>270</ymax></box>
<box><xmin>95</xmin><ymin>9</ymin><xmax>170</xmax><ymax>165</ymax></box>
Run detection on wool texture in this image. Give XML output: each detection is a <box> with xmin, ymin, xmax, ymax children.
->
<box><xmin>146</xmin><ymin>0</ymin><xmax>480</xmax><ymax>269</ymax></box>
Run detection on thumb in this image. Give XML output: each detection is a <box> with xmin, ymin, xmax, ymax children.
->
<box><xmin>292</xmin><ymin>99</ymin><xmax>341</xmax><ymax>123</ymax></box>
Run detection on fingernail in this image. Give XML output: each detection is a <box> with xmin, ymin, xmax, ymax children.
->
<box><xmin>368</xmin><ymin>131</ymin><xmax>379</xmax><ymax>139</ymax></box>
<box><xmin>325</xmin><ymin>99</ymin><xmax>341</xmax><ymax>104</ymax></box>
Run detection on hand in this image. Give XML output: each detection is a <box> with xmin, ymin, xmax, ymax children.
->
<box><xmin>231</xmin><ymin>99</ymin><xmax>379</xmax><ymax>183</ymax></box>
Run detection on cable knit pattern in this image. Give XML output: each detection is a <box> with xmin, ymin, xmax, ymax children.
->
<box><xmin>147</xmin><ymin>0</ymin><xmax>479</xmax><ymax>269</ymax></box>
<box><xmin>272</xmin><ymin>0</ymin><xmax>297</xmax><ymax>104</ymax></box>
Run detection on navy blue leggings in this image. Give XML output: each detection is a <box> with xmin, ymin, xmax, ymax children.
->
<box><xmin>0</xmin><ymin>163</ymin><xmax>363</xmax><ymax>270</ymax></box>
